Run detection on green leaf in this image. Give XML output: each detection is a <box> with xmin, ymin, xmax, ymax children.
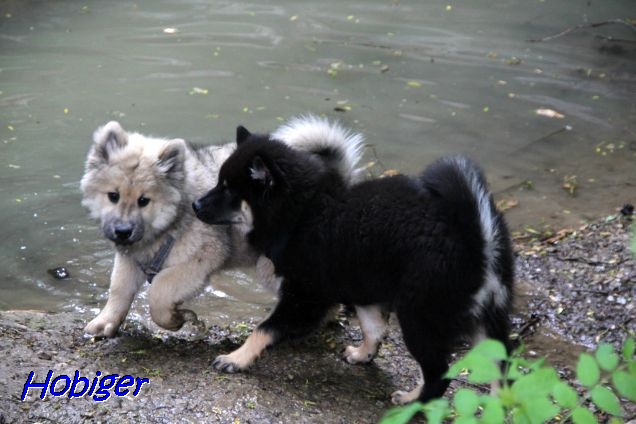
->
<box><xmin>522</xmin><ymin>396</ymin><xmax>560</xmax><ymax>423</ymax></box>
<box><xmin>380</xmin><ymin>402</ymin><xmax>423</xmax><ymax>424</ymax></box>
<box><xmin>454</xmin><ymin>389</ymin><xmax>480</xmax><ymax>416</ymax></box>
<box><xmin>552</xmin><ymin>381</ymin><xmax>579</xmax><ymax>409</ymax></box>
<box><xmin>447</xmin><ymin>354</ymin><xmax>502</xmax><ymax>383</ymax></box>
<box><xmin>512</xmin><ymin>397</ymin><xmax>560</xmax><ymax>424</ymax></box>
<box><xmin>571</xmin><ymin>406</ymin><xmax>597</xmax><ymax>424</ymax></box>
<box><xmin>472</xmin><ymin>339</ymin><xmax>508</xmax><ymax>360</ymax></box>
<box><xmin>468</xmin><ymin>361</ymin><xmax>503</xmax><ymax>384</ymax></box>
<box><xmin>512</xmin><ymin>367</ymin><xmax>559</xmax><ymax>399</ymax></box>
<box><xmin>577</xmin><ymin>353</ymin><xmax>600</xmax><ymax>387</ymax></box>
<box><xmin>480</xmin><ymin>396</ymin><xmax>505</xmax><ymax>424</ymax></box>
<box><xmin>422</xmin><ymin>398</ymin><xmax>451</xmax><ymax>424</ymax></box>
<box><xmin>595</xmin><ymin>343</ymin><xmax>619</xmax><ymax>372</ymax></box>
<box><xmin>622</xmin><ymin>337</ymin><xmax>635</xmax><ymax>361</ymax></box>
<box><xmin>611</xmin><ymin>370</ymin><xmax>636</xmax><ymax>402</ymax></box>
<box><xmin>455</xmin><ymin>416</ymin><xmax>478</xmax><ymax>424</ymax></box>
<box><xmin>590</xmin><ymin>385</ymin><xmax>622</xmax><ymax>416</ymax></box>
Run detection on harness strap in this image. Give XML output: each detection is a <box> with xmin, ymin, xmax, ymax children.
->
<box><xmin>137</xmin><ymin>235</ymin><xmax>175</xmax><ymax>284</ymax></box>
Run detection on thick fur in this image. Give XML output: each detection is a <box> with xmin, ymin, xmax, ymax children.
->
<box><xmin>193</xmin><ymin>132</ymin><xmax>514</xmax><ymax>404</ymax></box>
<box><xmin>81</xmin><ymin>116</ymin><xmax>363</xmax><ymax>337</ymax></box>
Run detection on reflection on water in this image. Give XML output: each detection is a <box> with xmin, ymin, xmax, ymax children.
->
<box><xmin>0</xmin><ymin>0</ymin><xmax>634</xmax><ymax>317</ymax></box>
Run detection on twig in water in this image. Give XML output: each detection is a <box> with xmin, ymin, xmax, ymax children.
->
<box><xmin>527</xmin><ymin>19</ymin><xmax>636</xmax><ymax>43</ymax></box>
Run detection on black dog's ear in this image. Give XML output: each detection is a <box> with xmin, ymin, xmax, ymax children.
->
<box><xmin>236</xmin><ymin>125</ymin><xmax>251</xmax><ymax>145</ymax></box>
<box><xmin>249</xmin><ymin>156</ymin><xmax>274</xmax><ymax>188</ymax></box>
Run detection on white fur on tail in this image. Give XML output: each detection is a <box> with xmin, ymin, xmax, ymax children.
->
<box><xmin>271</xmin><ymin>115</ymin><xmax>365</xmax><ymax>186</ymax></box>
<box><xmin>451</xmin><ymin>157</ymin><xmax>509</xmax><ymax>314</ymax></box>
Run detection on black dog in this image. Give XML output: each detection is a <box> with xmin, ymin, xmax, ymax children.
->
<box><xmin>193</xmin><ymin>125</ymin><xmax>514</xmax><ymax>404</ymax></box>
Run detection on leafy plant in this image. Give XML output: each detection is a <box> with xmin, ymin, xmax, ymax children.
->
<box><xmin>381</xmin><ymin>338</ymin><xmax>636</xmax><ymax>424</ymax></box>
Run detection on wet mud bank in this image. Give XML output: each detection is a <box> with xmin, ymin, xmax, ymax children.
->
<box><xmin>1</xmin><ymin>215</ymin><xmax>634</xmax><ymax>423</ymax></box>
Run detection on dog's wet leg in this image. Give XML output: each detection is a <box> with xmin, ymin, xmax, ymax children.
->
<box><xmin>84</xmin><ymin>253</ymin><xmax>146</xmax><ymax>337</ymax></box>
<box><xmin>393</xmin><ymin>304</ymin><xmax>451</xmax><ymax>404</ymax></box>
<box><xmin>344</xmin><ymin>304</ymin><xmax>388</xmax><ymax>364</ymax></box>
<box><xmin>213</xmin><ymin>284</ymin><xmax>331</xmax><ymax>372</ymax></box>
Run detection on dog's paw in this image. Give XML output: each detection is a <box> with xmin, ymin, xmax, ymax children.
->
<box><xmin>344</xmin><ymin>344</ymin><xmax>375</xmax><ymax>364</ymax></box>
<box><xmin>84</xmin><ymin>315</ymin><xmax>121</xmax><ymax>338</ymax></box>
<box><xmin>150</xmin><ymin>305</ymin><xmax>193</xmax><ymax>331</ymax></box>
<box><xmin>212</xmin><ymin>354</ymin><xmax>246</xmax><ymax>373</ymax></box>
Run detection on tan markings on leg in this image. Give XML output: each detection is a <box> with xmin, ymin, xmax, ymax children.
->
<box><xmin>391</xmin><ymin>366</ymin><xmax>424</xmax><ymax>405</ymax></box>
<box><xmin>213</xmin><ymin>329</ymin><xmax>273</xmax><ymax>373</ymax></box>
<box><xmin>344</xmin><ymin>304</ymin><xmax>388</xmax><ymax>364</ymax></box>
<box><xmin>473</xmin><ymin>328</ymin><xmax>503</xmax><ymax>396</ymax></box>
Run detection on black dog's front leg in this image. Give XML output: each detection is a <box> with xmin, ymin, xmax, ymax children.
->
<box><xmin>213</xmin><ymin>283</ymin><xmax>331</xmax><ymax>373</ymax></box>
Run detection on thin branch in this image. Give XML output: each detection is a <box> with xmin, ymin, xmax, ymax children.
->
<box><xmin>527</xmin><ymin>19</ymin><xmax>636</xmax><ymax>43</ymax></box>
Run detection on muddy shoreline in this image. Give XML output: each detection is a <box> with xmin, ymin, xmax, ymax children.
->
<box><xmin>1</xmin><ymin>214</ymin><xmax>634</xmax><ymax>423</ymax></box>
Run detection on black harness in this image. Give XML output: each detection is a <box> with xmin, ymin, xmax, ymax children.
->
<box><xmin>136</xmin><ymin>235</ymin><xmax>175</xmax><ymax>284</ymax></box>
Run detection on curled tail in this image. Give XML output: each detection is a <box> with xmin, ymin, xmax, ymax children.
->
<box><xmin>271</xmin><ymin>115</ymin><xmax>365</xmax><ymax>186</ymax></box>
<box><xmin>421</xmin><ymin>156</ymin><xmax>514</xmax><ymax>315</ymax></box>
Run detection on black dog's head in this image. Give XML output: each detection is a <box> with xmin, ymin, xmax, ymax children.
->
<box><xmin>193</xmin><ymin>125</ymin><xmax>334</xmax><ymax>246</ymax></box>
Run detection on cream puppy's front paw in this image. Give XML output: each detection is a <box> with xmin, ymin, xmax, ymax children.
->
<box><xmin>84</xmin><ymin>313</ymin><xmax>123</xmax><ymax>338</ymax></box>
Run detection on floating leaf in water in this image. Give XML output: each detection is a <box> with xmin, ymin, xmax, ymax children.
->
<box><xmin>562</xmin><ymin>175</ymin><xmax>578</xmax><ymax>196</ymax></box>
<box><xmin>289</xmin><ymin>15</ymin><xmax>298</xmax><ymax>21</ymax></box>
<box><xmin>536</xmin><ymin>108</ymin><xmax>565</xmax><ymax>119</ymax></box>
<box><xmin>407</xmin><ymin>81</ymin><xmax>422</xmax><ymax>88</ymax></box>
<box><xmin>506</xmin><ymin>57</ymin><xmax>522</xmax><ymax>65</ymax></box>
<box><xmin>163</xmin><ymin>27</ymin><xmax>178</xmax><ymax>34</ymax></box>
<box><xmin>445</xmin><ymin>5</ymin><xmax>453</xmax><ymax>11</ymax></box>
<box><xmin>63</xmin><ymin>108</ymin><xmax>69</xmax><ymax>114</ymax></box>
<box><xmin>189</xmin><ymin>87</ymin><xmax>208</xmax><ymax>95</ymax></box>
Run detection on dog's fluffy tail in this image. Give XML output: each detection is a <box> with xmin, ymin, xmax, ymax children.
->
<box><xmin>271</xmin><ymin>115</ymin><xmax>365</xmax><ymax>186</ymax></box>
<box><xmin>421</xmin><ymin>156</ymin><xmax>513</xmax><ymax>314</ymax></box>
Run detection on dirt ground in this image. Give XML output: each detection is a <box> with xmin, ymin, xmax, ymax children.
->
<box><xmin>1</xmin><ymin>213</ymin><xmax>634</xmax><ymax>423</ymax></box>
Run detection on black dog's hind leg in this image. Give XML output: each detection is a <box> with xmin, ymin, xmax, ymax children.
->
<box><xmin>479</xmin><ymin>303</ymin><xmax>515</xmax><ymax>393</ymax></box>
<box><xmin>391</xmin><ymin>327</ymin><xmax>451</xmax><ymax>404</ymax></box>
<box><xmin>392</xmin><ymin>299</ymin><xmax>453</xmax><ymax>404</ymax></box>
<box><xmin>213</xmin><ymin>284</ymin><xmax>331</xmax><ymax>373</ymax></box>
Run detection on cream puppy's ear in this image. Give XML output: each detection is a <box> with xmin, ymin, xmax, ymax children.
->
<box><xmin>87</xmin><ymin>121</ymin><xmax>129</xmax><ymax>168</ymax></box>
<box><xmin>156</xmin><ymin>138</ymin><xmax>186</xmax><ymax>180</ymax></box>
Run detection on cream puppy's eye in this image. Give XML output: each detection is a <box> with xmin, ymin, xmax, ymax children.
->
<box><xmin>107</xmin><ymin>192</ymin><xmax>119</xmax><ymax>204</ymax></box>
<box><xmin>137</xmin><ymin>196</ymin><xmax>150</xmax><ymax>207</ymax></box>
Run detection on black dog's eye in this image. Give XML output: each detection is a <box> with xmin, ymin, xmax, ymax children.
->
<box><xmin>222</xmin><ymin>179</ymin><xmax>228</xmax><ymax>188</ymax></box>
<box><xmin>137</xmin><ymin>196</ymin><xmax>150</xmax><ymax>207</ymax></box>
<box><xmin>107</xmin><ymin>192</ymin><xmax>120</xmax><ymax>204</ymax></box>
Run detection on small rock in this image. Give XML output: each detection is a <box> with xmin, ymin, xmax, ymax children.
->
<box><xmin>47</xmin><ymin>267</ymin><xmax>70</xmax><ymax>280</ymax></box>
<box><xmin>37</xmin><ymin>351</ymin><xmax>52</xmax><ymax>360</ymax></box>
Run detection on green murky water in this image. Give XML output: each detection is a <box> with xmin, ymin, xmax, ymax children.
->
<box><xmin>0</xmin><ymin>0</ymin><xmax>634</xmax><ymax>320</ymax></box>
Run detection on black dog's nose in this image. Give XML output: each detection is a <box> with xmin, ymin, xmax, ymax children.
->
<box><xmin>114</xmin><ymin>224</ymin><xmax>133</xmax><ymax>241</ymax></box>
<box><xmin>192</xmin><ymin>200</ymin><xmax>202</xmax><ymax>214</ymax></box>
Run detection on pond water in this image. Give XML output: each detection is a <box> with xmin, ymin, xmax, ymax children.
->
<box><xmin>0</xmin><ymin>0</ymin><xmax>634</xmax><ymax>322</ymax></box>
